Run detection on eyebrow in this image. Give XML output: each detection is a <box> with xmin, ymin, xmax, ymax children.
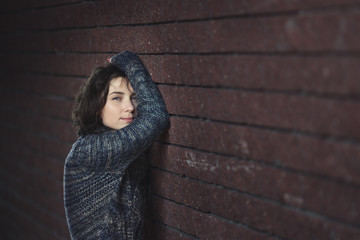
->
<box><xmin>109</xmin><ymin>91</ymin><xmax>125</xmax><ymax>96</ymax></box>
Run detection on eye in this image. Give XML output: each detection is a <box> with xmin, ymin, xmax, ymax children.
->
<box><xmin>131</xmin><ymin>96</ymin><xmax>138</xmax><ymax>102</ymax></box>
<box><xmin>112</xmin><ymin>97</ymin><xmax>122</xmax><ymax>101</ymax></box>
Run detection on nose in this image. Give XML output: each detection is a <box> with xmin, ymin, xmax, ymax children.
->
<box><xmin>124</xmin><ymin>98</ymin><xmax>135</xmax><ymax>112</ymax></box>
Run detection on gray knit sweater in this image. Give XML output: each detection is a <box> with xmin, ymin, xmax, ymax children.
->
<box><xmin>63</xmin><ymin>51</ymin><xmax>169</xmax><ymax>240</ymax></box>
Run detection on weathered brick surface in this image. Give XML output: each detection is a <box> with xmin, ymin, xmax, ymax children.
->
<box><xmin>0</xmin><ymin>53</ymin><xmax>109</xmax><ymax>77</ymax></box>
<box><xmin>1</xmin><ymin>154</ymin><xmax>63</xmax><ymax>198</ymax></box>
<box><xmin>1</xmin><ymin>13</ymin><xmax>360</xmax><ymax>53</ymax></box>
<box><xmin>2</xmin><ymin>107</ymin><xmax>76</xmax><ymax>143</ymax></box>
<box><xmin>0</xmin><ymin>186</ymin><xmax>68</xmax><ymax>237</ymax></box>
<box><xmin>149</xmin><ymin>143</ymin><xmax>360</xmax><ymax>225</ymax></box>
<box><xmin>1</xmin><ymin>0</ymin><xmax>79</xmax><ymax>12</ymax></box>
<box><xmin>146</xmin><ymin>55</ymin><xmax>360</xmax><ymax>95</ymax></box>
<box><xmin>3</xmin><ymin>54</ymin><xmax>360</xmax><ymax>95</ymax></box>
<box><xmin>1</xmin><ymin>1</ymin><xmax>359</xmax><ymax>239</ymax></box>
<box><xmin>150</xmin><ymin>170</ymin><xmax>360</xmax><ymax>239</ymax></box>
<box><xmin>0</xmin><ymin>90</ymin><xmax>73</xmax><ymax>121</ymax></box>
<box><xmin>144</xmin><ymin>221</ymin><xmax>197</xmax><ymax>240</ymax></box>
<box><xmin>2</xmin><ymin>0</ymin><xmax>360</xmax><ymax>31</ymax></box>
<box><xmin>2</xmin><ymin>107</ymin><xmax>76</xmax><ymax>142</ymax></box>
<box><xmin>160</xmin><ymin>85</ymin><xmax>360</xmax><ymax>138</ymax></box>
<box><xmin>0</xmin><ymin>203</ymin><xmax>68</xmax><ymax>240</ymax></box>
<box><xmin>0</xmin><ymin>171</ymin><xmax>65</xmax><ymax>218</ymax></box>
<box><xmin>2</xmin><ymin>75</ymin><xmax>85</xmax><ymax>99</ymax></box>
<box><xmin>151</xmin><ymin>196</ymin><xmax>273</xmax><ymax>240</ymax></box>
<box><xmin>1</xmin><ymin>126</ymin><xmax>72</xmax><ymax>160</ymax></box>
<box><xmin>0</xmin><ymin>141</ymin><xmax>65</xmax><ymax>181</ymax></box>
<box><xmin>165</xmin><ymin>117</ymin><xmax>360</xmax><ymax>184</ymax></box>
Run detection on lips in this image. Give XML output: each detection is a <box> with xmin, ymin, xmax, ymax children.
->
<box><xmin>121</xmin><ymin>118</ymin><xmax>134</xmax><ymax>123</ymax></box>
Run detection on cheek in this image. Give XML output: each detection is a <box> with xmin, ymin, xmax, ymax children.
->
<box><xmin>102</xmin><ymin>102</ymin><xmax>125</xmax><ymax>118</ymax></box>
<box><xmin>101</xmin><ymin>104</ymin><xmax>115</xmax><ymax>120</ymax></box>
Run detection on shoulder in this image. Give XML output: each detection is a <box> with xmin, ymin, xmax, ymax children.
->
<box><xmin>65</xmin><ymin>134</ymin><xmax>103</xmax><ymax>165</ymax></box>
<box><xmin>65</xmin><ymin>131</ymin><xmax>123</xmax><ymax>162</ymax></box>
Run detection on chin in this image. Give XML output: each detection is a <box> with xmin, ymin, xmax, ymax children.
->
<box><xmin>106</xmin><ymin>121</ymin><xmax>131</xmax><ymax>130</ymax></box>
<box><xmin>118</xmin><ymin>124</ymin><xmax>130</xmax><ymax>130</ymax></box>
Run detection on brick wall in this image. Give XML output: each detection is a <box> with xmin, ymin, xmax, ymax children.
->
<box><xmin>1</xmin><ymin>0</ymin><xmax>360</xmax><ymax>239</ymax></box>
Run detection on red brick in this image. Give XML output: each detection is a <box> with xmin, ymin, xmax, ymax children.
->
<box><xmin>0</xmin><ymin>204</ymin><xmax>22</xmax><ymax>239</ymax></box>
<box><xmin>2</xmin><ymin>0</ymin><xmax>360</xmax><ymax>31</ymax></box>
<box><xmin>0</xmin><ymin>141</ymin><xmax>65</xmax><ymax>181</ymax></box>
<box><xmin>0</xmin><ymin>200</ymin><xmax>68</xmax><ymax>240</ymax></box>
<box><xmin>0</xmin><ymin>90</ymin><xmax>73</xmax><ymax>121</ymax></box>
<box><xmin>244</xmin><ymin>0</ymin><xmax>360</xmax><ymax>12</ymax></box>
<box><xmin>1</xmin><ymin>0</ymin><xmax>79</xmax><ymax>12</ymax></box>
<box><xmin>2</xmin><ymin>107</ymin><xmax>76</xmax><ymax>143</ymax></box>
<box><xmin>3</xmin><ymin>74</ymin><xmax>85</xmax><ymax>99</ymax></box>
<box><xmin>164</xmin><ymin>117</ymin><xmax>360</xmax><ymax>184</ymax></box>
<box><xmin>4</xmin><ymin>53</ymin><xmax>360</xmax><ymax>95</ymax></box>
<box><xmin>144</xmin><ymin>222</ymin><xmax>197</xmax><ymax>240</ymax></box>
<box><xmin>145</xmin><ymin>55</ymin><xmax>360</xmax><ymax>95</ymax></box>
<box><xmin>151</xmin><ymin>170</ymin><xmax>360</xmax><ymax>240</ymax></box>
<box><xmin>151</xmin><ymin>195</ymin><xmax>272</xmax><ymax>239</ymax></box>
<box><xmin>1</xmin><ymin>53</ymin><xmax>109</xmax><ymax>76</ymax></box>
<box><xmin>2</xmin><ymin>12</ymin><xmax>360</xmax><ymax>53</ymax></box>
<box><xmin>160</xmin><ymin>85</ymin><xmax>360</xmax><ymax>138</ymax></box>
<box><xmin>0</xmin><ymin>173</ymin><xmax>65</xmax><ymax>219</ymax></box>
<box><xmin>149</xmin><ymin>143</ymin><xmax>360</xmax><ymax>225</ymax></box>
<box><xmin>0</xmin><ymin>190</ymin><xmax>67</xmax><ymax>236</ymax></box>
<box><xmin>1</xmin><ymin>156</ymin><xmax>63</xmax><ymax>198</ymax></box>
<box><xmin>0</xmin><ymin>142</ymin><xmax>64</xmax><ymax>181</ymax></box>
<box><xmin>1</xmin><ymin>126</ymin><xmax>72</xmax><ymax>160</ymax></box>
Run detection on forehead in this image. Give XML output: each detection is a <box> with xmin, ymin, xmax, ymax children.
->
<box><xmin>108</xmin><ymin>77</ymin><xmax>134</xmax><ymax>93</ymax></box>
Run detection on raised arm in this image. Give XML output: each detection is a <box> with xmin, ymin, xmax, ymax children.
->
<box><xmin>69</xmin><ymin>51</ymin><xmax>169</xmax><ymax>172</ymax></box>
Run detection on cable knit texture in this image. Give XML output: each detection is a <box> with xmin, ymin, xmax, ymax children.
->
<box><xmin>63</xmin><ymin>51</ymin><xmax>170</xmax><ymax>240</ymax></box>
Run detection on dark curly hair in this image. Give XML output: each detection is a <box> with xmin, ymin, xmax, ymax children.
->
<box><xmin>72</xmin><ymin>63</ymin><xmax>128</xmax><ymax>136</ymax></box>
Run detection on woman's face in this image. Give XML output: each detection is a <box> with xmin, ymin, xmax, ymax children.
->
<box><xmin>101</xmin><ymin>77</ymin><xmax>137</xmax><ymax>130</ymax></box>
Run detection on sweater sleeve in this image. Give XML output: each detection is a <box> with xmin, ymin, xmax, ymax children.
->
<box><xmin>67</xmin><ymin>51</ymin><xmax>169</xmax><ymax>173</ymax></box>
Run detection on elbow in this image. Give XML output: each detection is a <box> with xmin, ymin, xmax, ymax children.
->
<box><xmin>163</xmin><ymin>112</ymin><xmax>170</xmax><ymax>130</ymax></box>
<box><xmin>141</xmin><ymin>102</ymin><xmax>170</xmax><ymax>134</ymax></box>
<box><xmin>157</xmin><ymin>111</ymin><xmax>170</xmax><ymax>132</ymax></box>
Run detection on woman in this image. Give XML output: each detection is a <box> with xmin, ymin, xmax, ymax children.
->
<box><xmin>63</xmin><ymin>51</ymin><xmax>170</xmax><ymax>240</ymax></box>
